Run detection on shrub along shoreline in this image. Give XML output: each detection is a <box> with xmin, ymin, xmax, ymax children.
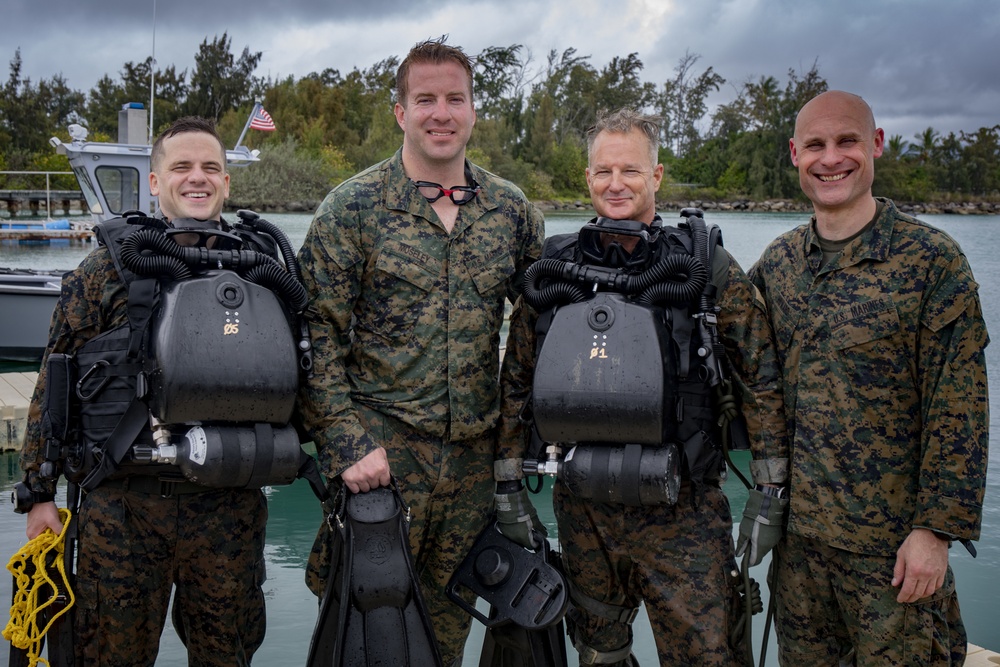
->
<box><xmin>240</xmin><ymin>197</ymin><xmax>1000</xmax><ymax>216</ymax></box>
<box><xmin>534</xmin><ymin>198</ymin><xmax>1000</xmax><ymax>216</ymax></box>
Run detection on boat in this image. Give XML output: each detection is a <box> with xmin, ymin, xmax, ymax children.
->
<box><xmin>49</xmin><ymin>103</ymin><xmax>260</xmax><ymax>229</ymax></box>
<box><xmin>0</xmin><ymin>268</ymin><xmax>65</xmax><ymax>362</ymax></box>
<box><xmin>0</xmin><ymin>104</ymin><xmax>262</xmax><ymax>362</ymax></box>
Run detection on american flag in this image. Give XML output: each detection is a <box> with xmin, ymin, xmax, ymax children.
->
<box><xmin>249</xmin><ymin>105</ymin><xmax>276</xmax><ymax>131</ymax></box>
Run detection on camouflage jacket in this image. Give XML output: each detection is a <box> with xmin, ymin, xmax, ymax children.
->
<box><xmin>296</xmin><ymin>149</ymin><xmax>544</xmax><ymax>480</ymax></box>
<box><xmin>749</xmin><ymin>198</ymin><xmax>989</xmax><ymax>556</ymax></box>
<box><xmin>498</xmin><ymin>215</ymin><xmax>789</xmax><ymax>480</ymax></box>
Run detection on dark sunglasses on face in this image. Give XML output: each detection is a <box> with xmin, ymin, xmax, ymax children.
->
<box><xmin>412</xmin><ymin>179</ymin><xmax>481</xmax><ymax>205</ymax></box>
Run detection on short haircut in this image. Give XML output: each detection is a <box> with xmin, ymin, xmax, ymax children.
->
<box><xmin>395</xmin><ymin>37</ymin><xmax>474</xmax><ymax>106</ymax></box>
<box><xmin>586</xmin><ymin>108</ymin><xmax>662</xmax><ymax>166</ymax></box>
<box><xmin>150</xmin><ymin>116</ymin><xmax>227</xmax><ymax>172</ymax></box>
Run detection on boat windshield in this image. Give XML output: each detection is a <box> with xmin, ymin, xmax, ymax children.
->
<box><xmin>95</xmin><ymin>165</ymin><xmax>141</xmax><ymax>215</ymax></box>
<box><xmin>72</xmin><ymin>166</ymin><xmax>104</xmax><ymax>216</ymax></box>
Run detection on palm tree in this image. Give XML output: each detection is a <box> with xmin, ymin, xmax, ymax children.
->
<box><xmin>884</xmin><ymin>134</ymin><xmax>909</xmax><ymax>160</ymax></box>
<box><xmin>907</xmin><ymin>127</ymin><xmax>939</xmax><ymax>164</ymax></box>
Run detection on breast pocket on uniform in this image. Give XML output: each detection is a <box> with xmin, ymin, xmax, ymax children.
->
<box><xmin>828</xmin><ymin>298</ymin><xmax>911</xmax><ymax>403</ymax></box>
<box><xmin>468</xmin><ymin>250</ymin><xmax>514</xmax><ymax>303</ymax></box>
<box><xmin>362</xmin><ymin>240</ymin><xmax>439</xmax><ymax>340</ymax></box>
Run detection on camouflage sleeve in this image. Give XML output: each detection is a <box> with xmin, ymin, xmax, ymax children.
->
<box><xmin>20</xmin><ymin>251</ymin><xmax>121</xmax><ymax>494</ymax></box>
<box><xmin>496</xmin><ymin>295</ymin><xmax>539</xmax><ymax>471</ymax></box>
<box><xmin>912</xmin><ymin>254</ymin><xmax>989</xmax><ymax>540</ymax></box>
<box><xmin>716</xmin><ymin>250</ymin><xmax>789</xmax><ymax>484</ymax></box>
<box><xmin>21</xmin><ymin>304</ymin><xmax>76</xmax><ymax>495</ymax></box>
<box><xmin>296</xmin><ymin>193</ymin><xmax>379</xmax><ymax>481</ymax></box>
<box><xmin>495</xmin><ymin>201</ymin><xmax>544</xmax><ymax>475</ymax></box>
<box><xmin>508</xmin><ymin>202</ymin><xmax>545</xmax><ymax>302</ymax></box>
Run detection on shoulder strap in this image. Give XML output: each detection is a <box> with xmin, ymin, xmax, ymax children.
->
<box><xmin>541</xmin><ymin>233</ymin><xmax>579</xmax><ymax>261</ymax></box>
<box><xmin>78</xmin><ymin>396</ymin><xmax>150</xmax><ymax>492</ymax></box>
<box><xmin>94</xmin><ymin>217</ymin><xmax>134</xmax><ymax>286</ymax></box>
<box><xmin>94</xmin><ymin>216</ymin><xmax>160</xmax><ymax>359</ymax></box>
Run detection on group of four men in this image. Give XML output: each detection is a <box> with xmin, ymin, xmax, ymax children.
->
<box><xmin>19</xmin><ymin>37</ymin><xmax>987</xmax><ymax>666</ymax></box>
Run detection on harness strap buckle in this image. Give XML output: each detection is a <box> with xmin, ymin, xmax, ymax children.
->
<box><xmin>575</xmin><ymin>641</ymin><xmax>634</xmax><ymax>665</ymax></box>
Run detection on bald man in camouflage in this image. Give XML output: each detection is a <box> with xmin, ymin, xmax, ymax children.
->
<box><xmin>749</xmin><ymin>90</ymin><xmax>989</xmax><ymax>665</ymax></box>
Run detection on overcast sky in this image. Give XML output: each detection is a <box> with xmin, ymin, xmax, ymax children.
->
<box><xmin>6</xmin><ymin>0</ymin><xmax>999</xmax><ymax>145</ymax></box>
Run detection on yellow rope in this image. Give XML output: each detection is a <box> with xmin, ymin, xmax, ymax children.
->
<box><xmin>3</xmin><ymin>507</ymin><xmax>76</xmax><ymax>667</ymax></box>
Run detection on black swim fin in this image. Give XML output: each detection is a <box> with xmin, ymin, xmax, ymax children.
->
<box><xmin>478</xmin><ymin>602</ymin><xmax>569</xmax><ymax>667</ymax></box>
<box><xmin>306</xmin><ymin>483</ymin><xmax>443</xmax><ymax>667</ymax></box>
<box><xmin>447</xmin><ymin>521</ymin><xmax>569</xmax><ymax>667</ymax></box>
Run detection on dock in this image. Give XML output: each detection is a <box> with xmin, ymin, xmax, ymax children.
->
<box><xmin>0</xmin><ymin>189</ymin><xmax>87</xmax><ymax>218</ymax></box>
<box><xmin>0</xmin><ymin>219</ymin><xmax>94</xmax><ymax>242</ymax></box>
<box><xmin>1</xmin><ymin>371</ymin><xmax>37</xmax><ymax>452</ymax></box>
<box><xmin>0</xmin><ymin>228</ymin><xmax>94</xmax><ymax>242</ymax></box>
<box><xmin>968</xmin><ymin>644</ymin><xmax>1000</xmax><ymax>666</ymax></box>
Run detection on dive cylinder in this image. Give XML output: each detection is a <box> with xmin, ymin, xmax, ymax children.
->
<box><xmin>133</xmin><ymin>424</ymin><xmax>303</xmax><ymax>488</ymax></box>
<box><xmin>558</xmin><ymin>443</ymin><xmax>680</xmax><ymax>506</ymax></box>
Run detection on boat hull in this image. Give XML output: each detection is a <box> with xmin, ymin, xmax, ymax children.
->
<box><xmin>0</xmin><ymin>270</ymin><xmax>62</xmax><ymax>362</ymax></box>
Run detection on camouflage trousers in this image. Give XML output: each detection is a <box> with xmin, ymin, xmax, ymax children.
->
<box><xmin>554</xmin><ymin>480</ymin><xmax>747</xmax><ymax>667</ymax></box>
<box><xmin>306</xmin><ymin>406</ymin><xmax>495</xmax><ymax>667</ymax></box>
<box><xmin>772</xmin><ymin>532</ymin><xmax>967</xmax><ymax>666</ymax></box>
<box><xmin>73</xmin><ymin>483</ymin><xmax>268</xmax><ymax>667</ymax></box>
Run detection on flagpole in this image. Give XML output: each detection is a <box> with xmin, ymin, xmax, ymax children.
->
<box><xmin>235</xmin><ymin>100</ymin><xmax>260</xmax><ymax>149</ymax></box>
<box><xmin>148</xmin><ymin>0</ymin><xmax>157</xmax><ymax>144</ymax></box>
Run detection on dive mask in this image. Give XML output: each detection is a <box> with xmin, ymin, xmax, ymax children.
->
<box><xmin>166</xmin><ymin>218</ymin><xmax>243</xmax><ymax>250</ymax></box>
<box><xmin>578</xmin><ymin>217</ymin><xmax>657</xmax><ymax>270</ymax></box>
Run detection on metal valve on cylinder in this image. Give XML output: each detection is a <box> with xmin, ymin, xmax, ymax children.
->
<box><xmin>132</xmin><ymin>423</ymin><xmax>302</xmax><ymax>488</ymax></box>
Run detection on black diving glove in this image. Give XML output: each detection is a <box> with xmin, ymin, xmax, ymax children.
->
<box><xmin>735</xmin><ymin>486</ymin><xmax>788</xmax><ymax>567</ymax></box>
<box><xmin>495</xmin><ymin>481</ymin><xmax>547</xmax><ymax>550</ymax></box>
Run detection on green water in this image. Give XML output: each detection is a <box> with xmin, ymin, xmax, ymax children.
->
<box><xmin>0</xmin><ymin>450</ymin><xmax>759</xmax><ymax>666</ymax></box>
<box><xmin>3</xmin><ymin>210</ymin><xmax>999</xmax><ymax>664</ymax></box>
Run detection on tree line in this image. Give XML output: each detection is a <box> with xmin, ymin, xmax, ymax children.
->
<box><xmin>2</xmin><ymin>35</ymin><xmax>998</xmax><ymax>208</ymax></box>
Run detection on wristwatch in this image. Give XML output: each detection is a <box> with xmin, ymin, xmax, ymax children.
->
<box><xmin>755</xmin><ymin>484</ymin><xmax>787</xmax><ymax>498</ymax></box>
<box><xmin>11</xmin><ymin>481</ymin><xmax>55</xmax><ymax>514</ymax></box>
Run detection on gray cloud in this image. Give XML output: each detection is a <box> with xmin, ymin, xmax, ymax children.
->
<box><xmin>6</xmin><ymin>0</ymin><xmax>998</xmax><ymax>143</ymax></box>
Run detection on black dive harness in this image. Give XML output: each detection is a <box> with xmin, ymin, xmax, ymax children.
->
<box><xmin>521</xmin><ymin>208</ymin><xmax>742</xmax><ymax>507</ymax></box>
<box><xmin>518</xmin><ymin>209</ymin><xmax>761</xmax><ymax>666</ymax></box>
<box><xmin>38</xmin><ymin>210</ymin><xmax>326</xmax><ymax>501</ymax></box>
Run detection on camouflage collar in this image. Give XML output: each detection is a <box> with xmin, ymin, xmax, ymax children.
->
<box><xmin>806</xmin><ymin>198</ymin><xmax>896</xmax><ymax>270</ymax></box>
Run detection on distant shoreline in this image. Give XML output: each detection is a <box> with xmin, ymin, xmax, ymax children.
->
<box><xmin>534</xmin><ymin>198</ymin><xmax>1000</xmax><ymax>216</ymax></box>
<box><xmin>240</xmin><ymin>197</ymin><xmax>1000</xmax><ymax>216</ymax></box>
<box><xmin>5</xmin><ymin>197</ymin><xmax>997</xmax><ymax>219</ymax></box>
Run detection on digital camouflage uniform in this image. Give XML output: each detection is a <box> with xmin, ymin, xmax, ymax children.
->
<box><xmin>296</xmin><ymin>148</ymin><xmax>544</xmax><ymax>665</ymax></box>
<box><xmin>749</xmin><ymin>198</ymin><xmax>989</xmax><ymax>666</ymax></box>
<box><xmin>499</xmin><ymin>216</ymin><xmax>789</xmax><ymax>666</ymax></box>
<box><xmin>20</xmin><ymin>217</ymin><xmax>269</xmax><ymax>666</ymax></box>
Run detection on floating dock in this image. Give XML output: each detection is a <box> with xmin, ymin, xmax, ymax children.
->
<box><xmin>968</xmin><ymin>644</ymin><xmax>1000</xmax><ymax>666</ymax></box>
<box><xmin>0</xmin><ymin>371</ymin><xmax>36</xmax><ymax>452</ymax></box>
<box><xmin>0</xmin><ymin>229</ymin><xmax>93</xmax><ymax>242</ymax></box>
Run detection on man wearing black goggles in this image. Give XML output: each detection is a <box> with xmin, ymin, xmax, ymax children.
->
<box><xmin>577</xmin><ymin>217</ymin><xmax>658</xmax><ymax>271</ymax></box>
<box><xmin>412</xmin><ymin>178</ymin><xmax>481</xmax><ymax>205</ymax></box>
<box><xmin>500</xmin><ymin>107</ymin><xmax>790</xmax><ymax>667</ymax></box>
<box><xmin>295</xmin><ymin>38</ymin><xmax>545</xmax><ymax>666</ymax></box>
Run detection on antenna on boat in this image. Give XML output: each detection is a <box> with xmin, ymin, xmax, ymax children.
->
<box><xmin>148</xmin><ymin>0</ymin><xmax>157</xmax><ymax>144</ymax></box>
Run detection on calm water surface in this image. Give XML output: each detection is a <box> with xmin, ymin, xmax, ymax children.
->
<box><xmin>3</xmin><ymin>209</ymin><xmax>999</xmax><ymax>665</ymax></box>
